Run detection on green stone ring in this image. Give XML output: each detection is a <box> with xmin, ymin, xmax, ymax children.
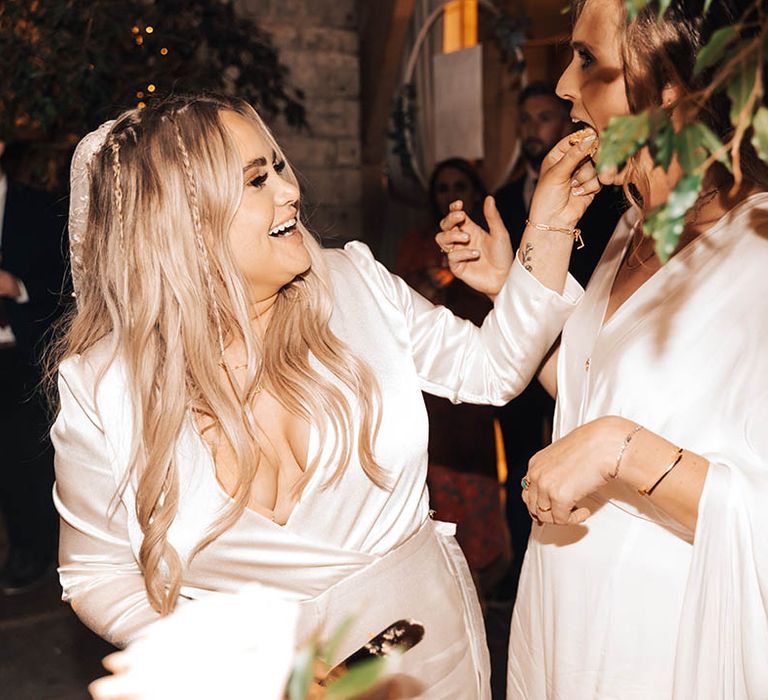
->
<box><xmin>521</xmin><ymin>476</ymin><xmax>530</xmax><ymax>490</ymax></box>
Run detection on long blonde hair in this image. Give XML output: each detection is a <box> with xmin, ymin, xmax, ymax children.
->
<box><xmin>53</xmin><ymin>95</ymin><xmax>384</xmax><ymax>614</ymax></box>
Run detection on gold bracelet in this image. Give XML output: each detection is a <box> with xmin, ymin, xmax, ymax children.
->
<box><xmin>610</xmin><ymin>424</ymin><xmax>643</xmax><ymax>479</ymax></box>
<box><xmin>638</xmin><ymin>447</ymin><xmax>684</xmax><ymax>497</ymax></box>
<box><xmin>525</xmin><ymin>219</ymin><xmax>585</xmax><ymax>249</ymax></box>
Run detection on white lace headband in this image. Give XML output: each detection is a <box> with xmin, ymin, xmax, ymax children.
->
<box><xmin>68</xmin><ymin>120</ymin><xmax>115</xmax><ymax>300</ymax></box>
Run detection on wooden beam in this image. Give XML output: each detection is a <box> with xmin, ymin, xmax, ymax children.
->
<box><xmin>359</xmin><ymin>0</ymin><xmax>416</xmax><ymax>165</ymax></box>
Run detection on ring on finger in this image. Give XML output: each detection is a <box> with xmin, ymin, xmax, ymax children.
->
<box><xmin>440</xmin><ymin>243</ymin><xmax>454</xmax><ymax>254</ymax></box>
<box><xmin>536</xmin><ymin>503</ymin><xmax>552</xmax><ymax>513</ymax></box>
<box><xmin>521</xmin><ymin>475</ymin><xmax>532</xmax><ymax>490</ymax></box>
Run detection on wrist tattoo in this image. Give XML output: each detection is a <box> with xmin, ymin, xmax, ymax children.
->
<box><xmin>520</xmin><ymin>242</ymin><xmax>534</xmax><ymax>272</ymax></box>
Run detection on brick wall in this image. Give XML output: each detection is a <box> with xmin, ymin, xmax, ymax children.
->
<box><xmin>237</xmin><ymin>0</ymin><xmax>362</xmax><ymax>244</ymax></box>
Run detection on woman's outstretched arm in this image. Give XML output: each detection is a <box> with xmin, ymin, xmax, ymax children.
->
<box><xmin>435</xmin><ymin>130</ymin><xmax>600</xmax><ymax>297</ymax></box>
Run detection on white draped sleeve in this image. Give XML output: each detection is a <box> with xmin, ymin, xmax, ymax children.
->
<box><xmin>52</xmin><ymin>357</ymin><xmax>165</xmax><ymax>647</ymax></box>
<box><xmin>674</xmin><ymin>393</ymin><xmax>768</xmax><ymax>699</ymax></box>
<box><xmin>341</xmin><ymin>241</ymin><xmax>582</xmax><ymax>405</ymax></box>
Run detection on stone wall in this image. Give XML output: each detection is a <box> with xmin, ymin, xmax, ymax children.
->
<box><xmin>237</xmin><ymin>0</ymin><xmax>362</xmax><ymax>244</ymax></box>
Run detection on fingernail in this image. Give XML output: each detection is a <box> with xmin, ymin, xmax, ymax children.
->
<box><xmin>460</xmin><ymin>232</ymin><xmax>470</xmax><ymax>241</ymax></box>
<box><xmin>570</xmin><ymin>179</ymin><xmax>580</xmax><ymax>188</ymax></box>
<box><xmin>471</xmin><ymin>250</ymin><xmax>480</xmax><ymax>258</ymax></box>
<box><xmin>572</xmin><ymin>186</ymin><xmax>585</xmax><ymax>196</ymax></box>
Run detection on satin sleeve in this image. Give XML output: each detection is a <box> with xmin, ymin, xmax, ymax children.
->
<box><xmin>51</xmin><ymin>357</ymin><xmax>162</xmax><ymax>647</ymax></box>
<box><xmin>344</xmin><ymin>241</ymin><xmax>582</xmax><ymax>405</ymax></box>
<box><xmin>673</xmin><ymin>399</ymin><xmax>768</xmax><ymax>698</ymax></box>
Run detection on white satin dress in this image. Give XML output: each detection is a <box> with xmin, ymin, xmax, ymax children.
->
<box><xmin>52</xmin><ymin>242</ymin><xmax>581</xmax><ymax>699</ymax></box>
<box><xmin>508</xmin><ymin>193</ymin><xmax>768</xmax><ymax>699</ymax></box>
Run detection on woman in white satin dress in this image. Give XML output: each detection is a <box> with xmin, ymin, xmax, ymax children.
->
<box><xmin>51</xmin><ymin>94</ymin><xmax>602</xmax><ymax>698</ymax></box>
<box><xmin>438</xmin><ymin>0</ymin><xmax>768</xmax><ymax>697</ymax></box>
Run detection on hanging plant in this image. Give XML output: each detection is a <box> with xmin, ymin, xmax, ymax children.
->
<box><xmin>0</xmin><ymin>0</ymin><xmax>306</xmax><ymax>188</ymax></box>
<box><xmin>598</xmin><ymin>0</ymin><xmax>767</xmax><ymax>261</ymax></box>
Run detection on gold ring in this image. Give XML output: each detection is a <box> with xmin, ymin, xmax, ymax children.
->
<box><xmin>440</xmin><ymin>244</ymin><xmax>454</xmax><ymax>254</ymax></box>
<box><xmin>536</xmin><ymin>503</ymin><xmax>552</xmax><ymax>513</ymax></box>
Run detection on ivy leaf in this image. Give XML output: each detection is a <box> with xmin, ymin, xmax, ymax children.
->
<box><xmin>752</xmin><ymin>106</ymin><xmax>768</xmax><ymax>163</ymax></box>
<box><xmin>624</xmin><ymin>0</ymin><xmax>651</xmax><ymax>21</ymax></box>
<box><xmin>694</xmin><ymin>26</ymin><xmax>737</xmax><ymax>76</ymax></box>
<box><xmin>676</xmin><ymin>122</ymin><xmax>731</xmax><ymax>174</ymax></box>
<box><xmin>726</xmin><ymin>53</ymin><xmax>759</xmax><ymax>128</ymax></box>
<box><xmin>657</xmin><ymin>0</ymin><xmax>673</xmax><ymax>18</ymax></box>
<box><xmin>692</xmin><ymin>122</ymin><xmax>732</xmax><ymax>172</ymax></box>
<box><xmin>648</xmin><ymin>111</ymin><xmax>675</xmax><ymax>171</ymax></box>
<box><xmin>644</xmin><ymin>174</ymin><xmax>703</xmax><ymax>262</ymax></box>
<box><xmin>325</xmin><ymin>657</ymin><xmax>388</xmax><ymax>699</ymax></box>
<box><xmin>597</xmin><ymin>111</ymin><xmax>650</xmax><ymax>173</ymax></box>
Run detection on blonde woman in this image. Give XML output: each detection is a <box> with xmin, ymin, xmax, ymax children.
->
<box><xmin>52</xmin><ymin>94</ymin><xmax>598</xmax><ymax>697</ymax></box>
<box><xmin>438</xmin><ymin>0</ymin><xmax>768</xmax><ymax>696</ymax></box>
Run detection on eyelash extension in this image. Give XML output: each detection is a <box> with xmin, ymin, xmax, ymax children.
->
<box><xmin>248</xmin><ymin>159</ymin><xmax>286</xmax><ymax>189</ymax></box>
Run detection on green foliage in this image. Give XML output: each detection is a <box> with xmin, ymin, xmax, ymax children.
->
<box><xmin>287</xmin><ymin>640</ymin><xmax>317</xmax><ymax>700</ymax></box>
<box><xmin>597</xmin><ymin>111</ymin><xmax>650</xmax><ymax>173</ymax></box>
<box><xmin>624</xmin><ymin>0</ymin><xmax>652</xmax><ymax>21</ymax></box>
<box><xmin>752</xmin><ymin>106</ymin><xmax>768</xmax><ymax>161</ymax></box>
<box><xmin>657</xmin><ymin>0</ymin><xmax>674</xmax><ymax>19</ymax></box>
<box><xmin>726</xmin><ymin>53</ymin><xmax>760</xmax><ymax>127</ymax></box>
<box><xmin>0</xmin><ymin>0</ymin><xmax>305</xmax><ymax>145</ymax></box>
<box><xmin>649</xmin><ymin>118</ymin><xmax>676</xmax><ymax>171</ymax></box>
<box><xmin>319</xmin><ymin>617</ymin><xmax>355</xmax><ymax>668</ymax></box>
<box><xmin>324</xmin><ymin>657</ymin><xmax>388</xmax><ymax>699</ymax></box>
<box><xmin>675</xmin><ymin>122</ymin><xmax>731</xmax><ymax>173</ymax></box>
<box><xmin>694</xmin><ymin>26</ymin><xmax>738</xmax><ymax>76</ymax></box>
<box><xmin>611</xmin><ymin>0</ymin><xmax>768</xmax><ymax>263</ymax></box>
<box><xmin>644</xmin><ymin>174</ymin><xmax>703</xmax><ymax>262</ymax></box>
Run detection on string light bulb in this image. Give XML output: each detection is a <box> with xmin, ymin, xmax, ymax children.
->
<box><xmin>145</xmin><ymin>26</ymin><xmax>154</xmax><ymax>33</ymax></box>
<box><xmin>160</xmin><ymin>47</ymin><xmax>168</xmax><ymax>55</ymax></box>
<box><xmin>147</xmin><ymin>84</ymin><xmax>156</xmax><ymax>93</ymax></box>
<box><xmin>138</xmin><ymin>101</ymin><xmax>147</xmax><ymax>109</ymax></box>
<box><xmin>131</xmin><ymin>26</ymin><xmax>140</xmax><ymax>34</ymax></box>
<box><xmin>136</xmin><ymin>91</ymin><xmax>144</xmax><ymax>98</ymax></box>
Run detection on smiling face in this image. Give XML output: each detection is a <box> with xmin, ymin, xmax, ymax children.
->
<box><xmin>557</xmin><ymin>0</ymin><xmax>631</xmax><ymax>183</ymax></box>
<box><xmin>221</xmin><ymin>110</ymin><xmax>310</xmax><ymax>303</ymax></box>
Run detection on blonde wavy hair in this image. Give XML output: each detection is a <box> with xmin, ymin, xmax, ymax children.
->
<box><xmin>52</xmin><ymin>94</ymin><xmax>384</xmax><ymax>615</ymax></box>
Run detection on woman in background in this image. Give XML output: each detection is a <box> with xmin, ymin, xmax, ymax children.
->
<box><xmin>397</xmin><ymin>158</ymin><xmax>510</xmax><ymax>598</ymax></box>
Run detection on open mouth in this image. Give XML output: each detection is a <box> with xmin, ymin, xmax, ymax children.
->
<box><xmin>268</xmin><ymin>217</ymin><xmax>298</xmax><ymax>238</ymax></box>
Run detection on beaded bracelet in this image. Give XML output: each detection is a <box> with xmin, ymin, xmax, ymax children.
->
<box><xmin>638</xmin><ymin>448</ymin><xmax>684</xmax><ymax>497</ymax></box>
<box><xmin>610</xmin><ymin>424</ymin><xmax>643</xmax><ymax>479</ymax></box>
<box><xmin>525</xmin><ymin>219</ymin><xmax>585</xmax><ymax>249</ymax></box>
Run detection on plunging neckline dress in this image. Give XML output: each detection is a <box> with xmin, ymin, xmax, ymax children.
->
<box><xmin>53</xmin><ymin>241</ymin><xmax>583</xmax><ymax>698</ymax></box>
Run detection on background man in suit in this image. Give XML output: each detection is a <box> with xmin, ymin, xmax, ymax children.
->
<box><xmin>0</xmin><ymin>140</ymin><xmax>68</xmax><ymax>594</ymax></box>
<box><xmin>493</xmin><ymin>83</ymin><xmax>626</xmax><ymax>600</ymax></box>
